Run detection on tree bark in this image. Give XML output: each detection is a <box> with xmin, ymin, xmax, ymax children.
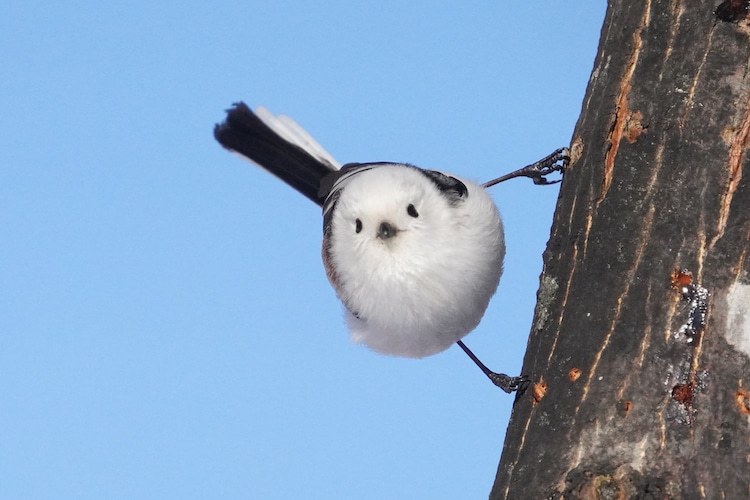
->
<box><xmin>491</xmin><ymin>1</ymin><xmax>750</xmax><ymax>498</ymax></box>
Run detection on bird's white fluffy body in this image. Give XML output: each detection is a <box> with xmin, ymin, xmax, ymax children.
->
<box><xmin>325</xmin><ymin>164</ymin><xmax>505</xmax><ymax>358</ymax></box>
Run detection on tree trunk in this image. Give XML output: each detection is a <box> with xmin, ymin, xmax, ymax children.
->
<box><xmin>491</xmin><ymin>1</ymin><xmax>750</xmax><ymax>498</ymax></box>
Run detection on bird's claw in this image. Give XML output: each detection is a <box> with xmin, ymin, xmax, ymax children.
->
<box><xmin>525</xmin><ymin>147</ymin><xmax>569</xmax><ymax>185</ymax></box>
<box><xmin>482</xmin><ymin>147</ymin><xmax>569</xmax><ymax>188</ymax></box>
<box><xmin>488</xmin><ymin>372</ymin><xmax>530</xmax><ymax>393</ymax></box>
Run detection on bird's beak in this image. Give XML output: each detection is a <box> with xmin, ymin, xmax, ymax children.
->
<box><xmin>377</xmin><ymin>221</ymin><xmax>399</xmax><ymax>240</ymax></box>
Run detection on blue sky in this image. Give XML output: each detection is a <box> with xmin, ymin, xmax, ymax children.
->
<box><xmin>1</xmin><ymin>2</ymin><xmax>606</xmax><ymax>499</ymax></box>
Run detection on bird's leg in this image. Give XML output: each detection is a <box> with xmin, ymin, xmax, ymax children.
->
<box><xmin>458</xmin><ymin>149</ymin><xmax>567</xmax><ymax>390</ymax></box>
<box><xmin>458</xmin><ymin>150</ymin><xmax>567</xmax><ymax>392</ymax></box>
<box><xmin>482</xmin><ymin>147</ymin><xmax>569</xmax><ymax>188</ymax></box>
<box><xmin>456</xmin><ymin>340</ymin><xmax>528</xmax><ymax>393</ymax></box>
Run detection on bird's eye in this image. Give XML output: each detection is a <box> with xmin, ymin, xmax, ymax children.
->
<box><xmin>407</xmin><ymin>204</ymin><xmax>419</xmax><ymax>218</ymax></box>
<box><xmin>355</xmin><ymin>218</ymin><xmax>363</xmax><ymax>233</ymax></box>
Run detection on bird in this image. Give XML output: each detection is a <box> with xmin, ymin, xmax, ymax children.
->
<box><xmin>214</xmin><ymin>102</ymin><xmax>567</xmax><ymax>392</ymax></box>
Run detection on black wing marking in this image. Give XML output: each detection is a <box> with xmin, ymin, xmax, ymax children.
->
<box><xmin>214</xmin><ymin>102</ymin><xmax>338</xmax><ymax>206</ymax></box>
<box><xmin>418</xmin><ymin>169</ymin><xmax>468</xmax><ymax>205</ymax></box>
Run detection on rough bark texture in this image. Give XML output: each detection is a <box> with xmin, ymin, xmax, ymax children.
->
<box><xmin>491</xmin><ymin>1</ymin><xmax>750</xmax><ymax>498</ymax></box>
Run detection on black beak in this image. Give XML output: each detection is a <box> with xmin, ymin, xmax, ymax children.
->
<box><xmin>377</xmin><ymin>221</ymin><xmax>398</xmax><ymax>239</ymax></box>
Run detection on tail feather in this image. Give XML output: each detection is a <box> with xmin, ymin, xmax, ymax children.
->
<box><xmin>214</xmin><ymin>102</ymin><xmax>339</xmax><ymax>206</ymax></box>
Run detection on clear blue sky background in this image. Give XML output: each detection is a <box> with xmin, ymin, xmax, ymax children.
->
<box><xmin>2</xmin><ymin>2</ymin><xmax>606</xmax><ymax>499</ymax></box>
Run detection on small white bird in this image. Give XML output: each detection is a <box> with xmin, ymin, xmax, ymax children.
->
<box><xmin>214</xmin><ymin>102</ymin><xmax>566</xmax><ymax>392</ymax></box>
<box><xmin>322</xmin><ymin>162</ymin><xmax>505</xmax><ymax>359</ymax></box>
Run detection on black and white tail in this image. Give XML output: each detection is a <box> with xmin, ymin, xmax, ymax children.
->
<box><xmin>214</xmin><ymin>102</ymin><xmax>340</xmax><ymax>206</ymax></box>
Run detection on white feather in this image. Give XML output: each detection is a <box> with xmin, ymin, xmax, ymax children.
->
<box><xmin>255</xmin><ymin>106</ymin><xmax>341</xmax><ymax>170</ymax></box>
<box><xmin>325</xmin><ymin>164</ymin><xmax>505</xmax><ymax>358</ymax></box>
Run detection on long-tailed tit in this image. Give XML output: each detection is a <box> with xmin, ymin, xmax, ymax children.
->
<box><xmin>214</xmin><ymin>102</ymin><xmax>567</xmax><ymax>393</ymax></box>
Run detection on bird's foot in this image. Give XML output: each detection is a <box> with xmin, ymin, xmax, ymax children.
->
<box><xmin>488</xmin><ymin>372</ymin><xmax>530</xmax><ymax>393</ymax></box>
<box><xmin>483</xmin><ymin>147</ymin><xmax>569</xmax><ymax>188</ymax></box>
